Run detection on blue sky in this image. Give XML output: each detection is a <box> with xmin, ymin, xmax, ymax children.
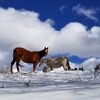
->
<box><xmin>0</xmin><ymin>0</ymin><xmax>100</xmax><ymax>30</ymax></box>
<box><xmin>0</xmin><ymin>0</ymin><xmax>100</xmax><ymax>64</ymax></box>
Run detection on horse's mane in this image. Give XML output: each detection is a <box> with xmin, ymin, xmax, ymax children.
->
<box><xmin>37</xmin><ymin>49</ymin><xmax>46</xmax><ymax>59</ymax></box>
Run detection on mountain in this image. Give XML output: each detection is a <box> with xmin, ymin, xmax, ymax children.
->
<box><xmin>80</xmin><ymin>57</ymin><xmax>100</xmax><ymax>70</ymax></box>
<box><xmin>69</xmin><ymin>62</ymin><xmax>79</xmax><ymax>69</ymax></box>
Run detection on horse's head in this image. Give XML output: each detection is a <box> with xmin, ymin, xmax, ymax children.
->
<box><xmin>43</xmin><ymin>66</ymin><xmax>51</xmax><ymax>73</ymax></box>
<box><xmin>44</xmin><ymin>47</ymin><xmax>48</xmax><ymax>56</ymax></box>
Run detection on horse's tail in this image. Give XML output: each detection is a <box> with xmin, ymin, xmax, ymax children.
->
<box><xmin>65</xmin><ymin>57</ymin><xmax>71</xmax><ymax>71</ymax></box>
<box><xmin>18</xmin><ymin>63</ymin><xmax>25</xmax><ymax>67</ymax></box>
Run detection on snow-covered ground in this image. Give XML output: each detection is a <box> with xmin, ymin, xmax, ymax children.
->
<box><xmin>0</xmin><ymin>68</ymin><xmax>100</xmax><ymax>100</ymax></box>
<box><xmin>0</xmin><ymin>57</ymin><xmax>100</xmax><ymax>100</ymax></box>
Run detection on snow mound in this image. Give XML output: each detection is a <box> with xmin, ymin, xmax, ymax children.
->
<box><xmin>80</xmin><ymin>57</ymin><xmax>100</xmax><ymax>70</ymax></box>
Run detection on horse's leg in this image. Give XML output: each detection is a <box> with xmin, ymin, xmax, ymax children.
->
<box><xmin>50</xmin><ymin>66</ymin><xmax>53</xmax><ymax>70</ymax></box>
<box><xmin>33</xmin><ymin>62</ymin><xmax>38</xmax><ymax>73</ymax></box>
<box><xmin>63</xmin><ymin>66</ymin><xmax>67</xmax><ymax>70</ymax></box>
<box><xmin>66</xmin><ymin>60</ymin><xmax>71</xmax><ymax>70</ymax></box>
<box><xmin>16</xmin><ymin>62</ymin><xmax>20</xmax><ymax>72</ymax></box>
<box><xmin>10</xmin><ymin>59</ymin><xmax>15</xmax><ymax>73</ymax></box>
<box><xmin>63</xmin><ymin>63</ymin><xmax>67</xmax><ymax>71</ymax></box>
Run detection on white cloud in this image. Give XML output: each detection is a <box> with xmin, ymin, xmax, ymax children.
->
<box><xmin>59</xmin><ymin>5</ymin><xmax>67</xmax><ymax>13</ymax></box>
<box><xmin>45</xmin><ymin>19</ymin><xmax>55</xmax><ymax>26</ymax></box>
<box><xmin>52</xmin><ymin>22</ymin><xmax>100</xmax><ymax>57</ymax></box>
<box><xmin>0</xmin><ymin>7</ymin><xmax>100</xmax><ymax>67</ymax></box>
<box><xmin>0</xmin><ymin>7</ymin><xmax>57</xmax><ymax>50</ymax></box>
<box><xmin>73</xmin><ymin>4</ymin><xmax>99</xmax><ymax>21</ymax></box>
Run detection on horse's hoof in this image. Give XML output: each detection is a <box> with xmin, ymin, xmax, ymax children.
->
<box><xmin>34</xmin><ymin>71</ymin><xmax>37</xmax><ymax>73</ymax></box>
<box><xmin>10</xmin><ymin>72</ymin><xmax>13</xmax><ymax>74</ymax></box>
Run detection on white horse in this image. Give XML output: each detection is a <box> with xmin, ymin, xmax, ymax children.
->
<box><xmin>39</xmin><ymin>56</ymin><xmax>71</xmax><ymax>72</ymax></box>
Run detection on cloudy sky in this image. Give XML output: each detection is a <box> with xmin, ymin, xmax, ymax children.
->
<box><xmin>0</xmin><ymin>0</ymin><xmax>100</xmax><ymax>65</ymax></box>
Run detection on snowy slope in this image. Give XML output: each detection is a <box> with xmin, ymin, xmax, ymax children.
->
<box><xmin>70</xmin><ymin>57</ymin><xmax>100</xmax><ymax>70</ymax></box>
<box><xmin>0</xmin><ymin>70</ymin><xmax>100</xmax><ymax>100</ymax></box>
<box><xmin>80</xmin><ymin>57</ymin><xmax>100</xmax><ymax>70</ymax></box>
<box><xmin>0</xmin><ymin>66</ymin><xmax>100</xmax><ymax>100</ymax></box>
<box><xmin>0</xmin><ymin>57</ymin><xmax>100</xmax><ymax>100</ymax></box>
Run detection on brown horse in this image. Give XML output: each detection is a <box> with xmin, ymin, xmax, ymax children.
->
<box><xmin>10</xmin><ymin>47</ymin><xmax>48</xmax><ymax>73</ymax></box>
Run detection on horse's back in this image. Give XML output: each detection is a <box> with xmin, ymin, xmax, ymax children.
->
<box><xmin>46</xmin><ymin>56</ymin><xmax>67</xmax><ymax>68</ymax></box>
<box><xmin>13</xmin><ymin>47</ymin><xmax>31</xmax><ymax>59</ymax></box>
<box><xmin>14</xmin><ymin>47</ymin><xmax>30</xmax><ymax>54</ymax></box>
<box><xmin>14</xmin><ymin>47</ymin><xmax>29</xmax><ymax>52</ymax></box>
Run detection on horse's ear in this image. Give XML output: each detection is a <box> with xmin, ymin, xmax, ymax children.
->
<box><xmin>44</xmin><ymin>47</ymin><xmax>48</xmax><ymax>49</ymax></box>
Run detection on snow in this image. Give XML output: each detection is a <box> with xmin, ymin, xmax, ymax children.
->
<box><xmin>80</xmin><ymin>57</ymin><xmax>100</xmax><ymax>70</ymax></box>
<box><xmin>0</xmin><ymin>69</ymin><xmax>100</xmax><ymax>100</ymax></box>
<box><xmin>0</xmin><ymin>57</ymin><xmax>100</xmax><ymax>100</ymax></box>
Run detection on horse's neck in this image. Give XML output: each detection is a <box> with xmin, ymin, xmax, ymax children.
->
<box><xmin>38</xmin><ymin>50</ymin><xmax>45</xmax><ymax>59</ymax></box>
